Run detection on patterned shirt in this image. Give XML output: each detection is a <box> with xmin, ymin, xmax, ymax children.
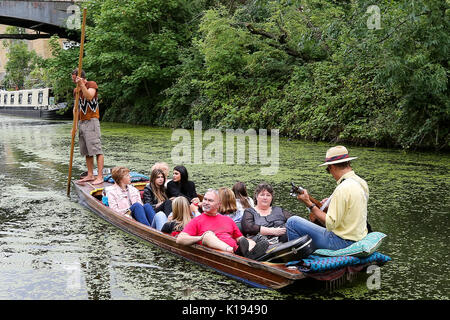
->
<box><xmin>73</xmin><ymin>81</ymin><xmax>99</xmax><ymax>121</ymax></box>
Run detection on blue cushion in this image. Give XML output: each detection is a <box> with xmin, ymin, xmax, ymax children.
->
<box><xmin>103</xmin><ymin>172</ymin><xmax>149</xmax><ymax>183</ymax></box>
<box><xmin>287</xmin><ymin>252</ymin><xmax>392</xmax><ymax>273</ymax></box>
<box><xmin>314</xmin><ymin>232</ymin><xmax>387</xmax><ymax>257</ymax></box>
<box><xmin>102</xmin><ymin>196</ymin><xmax>109</xmax><ymax>206</ymax></box>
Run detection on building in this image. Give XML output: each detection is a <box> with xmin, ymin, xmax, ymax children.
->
<box><xmin>0</xmin><ymin>24</ymin><xmax>66</xmax><ymax>82</ymax></box>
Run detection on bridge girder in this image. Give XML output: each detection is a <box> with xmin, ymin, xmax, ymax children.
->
<box><xmin>0</xmin><ymin>1</ymin><xmax>84</xmax><ymax>41</ymax></box>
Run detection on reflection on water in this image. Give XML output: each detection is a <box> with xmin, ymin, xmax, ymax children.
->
<box><xmin>0</xmin><ymin>115</ymin><xmax>448</xmax><ymax>300</ymax></box>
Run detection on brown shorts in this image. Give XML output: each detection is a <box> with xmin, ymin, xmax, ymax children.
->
<box><xmin>79</xmin><ymin>118</ymin><xmax>103</xmax><ymax>157</ymax></box>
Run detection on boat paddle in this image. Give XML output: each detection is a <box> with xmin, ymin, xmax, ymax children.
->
<box><xmin>67</xmin><ymin>8</ymin><xmax>87</xmax><ymax>197</ymax></box>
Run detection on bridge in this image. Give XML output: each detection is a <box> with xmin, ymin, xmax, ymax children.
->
<box><xmin>0</xmin><ymin>0</ymin><xmax>85</xmax><ymax>41</ymax></box>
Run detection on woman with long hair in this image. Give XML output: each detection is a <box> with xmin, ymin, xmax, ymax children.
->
<box><xmin>218</xmin><ymin>187</ymin><xmax>241</xmax><ymax>223</ymax></box>
<box><xmin>232</xmin><ymin>181</ymin><xmax>254</xmax><ymax>217</ymax></box>
<box><xmin>161</xmin><ymin>196</ymin><xmax>197</xmax><ymax>237</ymax></box>
<box><xmin>143</xmin><ymin>168</ymin><xmax>172</xmax><ymax>216</ymax></box>
<box><xmin>166</xmin><ymin>165</ymin><xmax>199</xmax><ymax>204</ymax></box>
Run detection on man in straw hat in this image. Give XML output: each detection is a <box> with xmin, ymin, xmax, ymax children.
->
<box><xmin>286</xmin><ymin>146</ymin><xmax>369</xmax><ymax>250</ymax></box>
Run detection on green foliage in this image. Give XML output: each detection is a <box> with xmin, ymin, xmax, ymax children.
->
<box><xmin>161</xmin><ymin>0</ymin><xmax>449</xmax><ymax>150</ymax></box>
<box><xmin>34</xmin><ymin>0</ymin><xmax>448</xmax><ymax>150</ymax></box>
<box><xmin>40</xmin><ymin>36</ymin><xmax>79</xmax><ymax>108</ymax></box>
<box><xmin>79</xmin><ymin>0</ymin><xmax>207</xmax><ymax>124</ymax></box>
<box><xmin>1</xmin><ymin>27</ymin><xmax>42</xmax><ymax>89</ymax></box>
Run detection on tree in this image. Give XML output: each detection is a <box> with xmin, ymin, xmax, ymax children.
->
<box><xmin>83</xmin><ymin>0</ymin><xmax>208</xmax><ymax>124</ymax></box>
<box><xmin>2</xmin><ymin>27</ymin><xmax>41</xmax><ymax>89</ymax></box>
<box><xmin>41</xmin><ymin>35</ymin><xmax>79</xmax><ymax>109</ymax></box>
<box><xmin>162</xmin><ymin>0</ymin><xmax>449</xmax><ymax>150</ymax></box>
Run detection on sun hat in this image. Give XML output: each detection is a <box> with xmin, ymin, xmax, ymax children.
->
<box><xmin>318</xmin><ymin>146</ymin><xmax>358</xmax><ymax>166</ymax></box>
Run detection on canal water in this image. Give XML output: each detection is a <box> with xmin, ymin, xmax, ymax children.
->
<box><xmin>0</xmin><ymin>115</ymin><xmax>448</xmax><ymax>300</ymax></box>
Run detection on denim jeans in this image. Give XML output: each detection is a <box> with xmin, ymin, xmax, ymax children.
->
<box><xmin>130</xmin><ymin>203</ymin><xmax>156</xmax><ymax>226</ymax></box>
<box><xmin>150</xmin><ymin>211</ymin><xmax>168</xmax><ymax>231</ymax></box>
<box><xmin>286</xmin><ymin>216</ymin><xmax>354</xmax><ymax>250</ymax></box>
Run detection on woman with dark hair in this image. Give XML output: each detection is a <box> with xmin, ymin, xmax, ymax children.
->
<box><xmin>241</xmin><ymin>182</ymin><xmax>292</xmax><ymax>244</ymax></box>
<box><xmin>143</xmin><ymin>168</ymin><xmax>172</xmax><ymax>216</ymax></box>
<box><xmin>166</xmin><ymin>165</ymin><xmax>199</xmax><ymax>203</ymax></box>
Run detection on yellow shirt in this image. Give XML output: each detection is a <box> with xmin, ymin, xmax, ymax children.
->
<box><xmin>325</xmin><ymin>171</ymin><xmax>369</xmax><ymax>241</ymax></box>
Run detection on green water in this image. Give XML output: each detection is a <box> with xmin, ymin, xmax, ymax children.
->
<box><xmin>0</xmin><ymin>115</ymin><xmax>448</xmax><ymax>299</ymax></box>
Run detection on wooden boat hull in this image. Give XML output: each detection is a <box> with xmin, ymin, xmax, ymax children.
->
<box><xmin>72</xmin><ymin>180</ymin><xmax>306</xmax><ymax>289</ymax></box>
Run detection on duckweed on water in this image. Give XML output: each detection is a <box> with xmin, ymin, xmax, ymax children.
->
<box><xmin>0</xmin><ymin>116</ymin><xmax>449</xmax><ymax>299</ymax></box>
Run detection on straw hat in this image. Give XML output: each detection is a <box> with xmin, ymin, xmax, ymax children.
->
<box><xmin>318</xmin><ymin>146</ymin><xmax>358</xmax><ymax>166</ymax></box>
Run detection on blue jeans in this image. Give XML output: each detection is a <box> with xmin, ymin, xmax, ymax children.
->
<box><xmin>150</xmin><ymin>211</ymin><xmax>168</xmax><ymax>231</ymax></box>
<box><xmin>130</xmin><ymin>203</ymin><xmax>156</xmax><ymax>226</ymax></box>
<box><xmin>286</xmin><ymin>216</ymin><xmax>354</xmax><ymax>250</ymax></box>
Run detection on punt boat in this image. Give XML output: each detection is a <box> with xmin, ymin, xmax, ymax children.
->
<box><xmin>72</xmin><ymin>179</ymin><xmax>383</xmax><ymax>290</ymax></box>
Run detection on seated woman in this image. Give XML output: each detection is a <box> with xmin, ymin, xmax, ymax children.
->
<box><xmin>241</xmin><ymin>182</ymin><xmax>292</xmax><ymax>244</ymax></box>
<box><xmin>151</xmin><ymin>162</ymin><xmax>170</xmax><ymax>186</ymax></box>
<box><xmin>143</xmin><ymin>168</ymin><xmax>172</xmax><ymax>216</ymax></box>
<box><xmin>166</xmin><ymin>165</ymin><xmax>199</xmax><ymax>204</ymax></box>
<box><xmin>218</xmin><ymin>187</ymin><xmax>242</xmax><ymax>224</ymax></box>
<box><xmin>232</xmin><ymin>182</ymin><xmax>254</xmax><ymax>219</ymax></box>
<box><xmin>105</xmin><ymin>166</ymin><xmax>156</xmax><ymax>226</ymax></box>
<box><xmin>161</xmin><ymin>196</ymin><xmax>198</xmax><ymax>237</ymax></box>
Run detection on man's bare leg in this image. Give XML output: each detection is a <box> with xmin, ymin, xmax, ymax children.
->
<box><xmin>78</xmin><ymin>155</ymin><xmax>95</xmax><ymax>182</ymax></box>
<box><xmin>202</xmin><ymin>231</ymin><xmax>234</xmax><ymax>253</ymax></box>
<box><xmin>91</xmin><ymin>154</ymin><xmax>104</xmax><ymax>185</ymax></box>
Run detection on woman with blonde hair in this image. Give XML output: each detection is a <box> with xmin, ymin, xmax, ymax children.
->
<box><xmin>218</xmin><ymin>187</ymin><xmax>242</xmax><ymax>223</ymax></box>
<box><xmin>161</xmin><ymin>196</ymin><xmax>198</xmax><ymax>237</ymax></box>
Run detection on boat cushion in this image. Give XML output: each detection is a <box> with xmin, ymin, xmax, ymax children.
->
<box><xmin>287</xmin><ymin>252</ymin><xmax>391</xmax><ymax>273</ymax></box>
<box><xmin>313</xmin><ymin>232</ymin><xmax>387</xmax><ymax>258</ymax></box>
<box><xmin>103</xmin><ymin>172</ymin><xmax>149</xmax><ymax>183</ymax></box>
